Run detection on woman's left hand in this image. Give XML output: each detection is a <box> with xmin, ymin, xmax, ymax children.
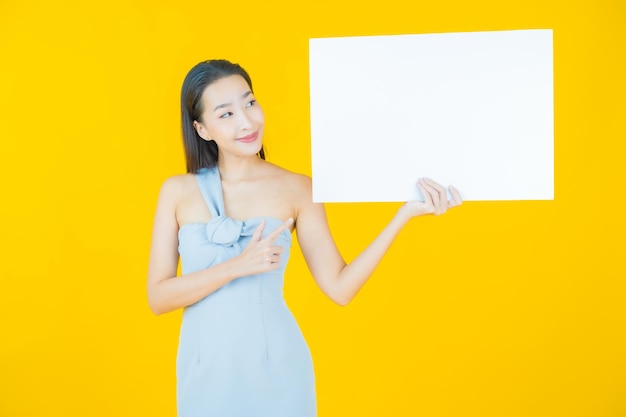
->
<box><xmin>401</xmin><ymin>178</ymin><xmax>463</xmax><ymax>218</ymax></box>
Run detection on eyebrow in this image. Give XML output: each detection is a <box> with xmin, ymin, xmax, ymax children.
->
<box><xmin>213</xmin><ymin>91</ymin><xmax>253</xmax><ymax>112</ymax></box>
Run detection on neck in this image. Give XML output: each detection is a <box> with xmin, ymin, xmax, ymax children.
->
<box><xmin>217</xmin><ymin>152</ymin><xmax>264</xmax><ymax>182</ymax></box>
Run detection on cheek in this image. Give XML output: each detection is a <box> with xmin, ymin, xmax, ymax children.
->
<box><xmin>205</xmin><ymin>124</ymin><xmax>229</xmax><ymax>142</ymax></box>
<box><xmin>252</xmin><ymin>106</ymin><xmax>265</xmax><ymax>125</ymax></box>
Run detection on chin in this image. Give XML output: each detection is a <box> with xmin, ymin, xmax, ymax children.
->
<box><xmin>236</xmin><ymin>141</ymin><xmax>264</xmax><ymax>158</ymax></box>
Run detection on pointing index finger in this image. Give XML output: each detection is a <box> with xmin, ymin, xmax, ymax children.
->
<box><xmin>263</xmin><ymin>217</ymin><xmax>294</xmax><ymax>243</ymax></box>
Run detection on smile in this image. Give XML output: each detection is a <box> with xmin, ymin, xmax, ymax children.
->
<box><xmin>236</xmin><ymin>131</ymin><xmax>259</xmax><ymax>143</ymax></box>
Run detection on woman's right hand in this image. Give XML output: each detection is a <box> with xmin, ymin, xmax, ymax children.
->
<box><xmin>233</xmin><ymin>218</ymin><xmax>294</xmax><ymax>277</ymax></box>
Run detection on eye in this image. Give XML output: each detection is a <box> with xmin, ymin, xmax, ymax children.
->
<box><xmin>219</xmin><ymin>112</ymin><xmax>233</xmax><ymax>119</ymax></box>
<box><xmin>246</xmin><ymin>99</ymin><xmax>256</xmax><ymax>108</ymax></box>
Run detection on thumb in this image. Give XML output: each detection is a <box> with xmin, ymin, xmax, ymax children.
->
<box><xmin>250</xmin><ymin>219</ymin><xmax>266</xmax><ymax>242</ymax></box>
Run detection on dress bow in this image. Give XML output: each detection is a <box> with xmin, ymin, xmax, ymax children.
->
<box><xmin>205</xmin><ymin>216</ymin><xmax>244</xmax><ymax>246</ymax></box>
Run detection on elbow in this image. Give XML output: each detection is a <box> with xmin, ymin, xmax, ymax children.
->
<box><xmin>148</xmin><ymin>299</ymin><xmax>165</xmax><ymax>316</ymax></box>
<box><xmin>326</xmin><ymin>282</ymin><xmax>356</xmax><ymax>306</ymax></box>
<box><xmin>147</xmin><ymin>289</ymin><xmax>168</xmax><ymax>316</ymax></box>
<box><xmin>331</xmin><ymin>292</ymin><xmax>354</xmax><ymax>307</ymax></box>
<box><xmin>149</xmin><ymin>301</ymin><xmax>176</xmax><ymax>316</ymax></box>
<box><xmin>149</xmin><ymin>304</ymin><xmax>165</xmax><ymax>316</ymax></box>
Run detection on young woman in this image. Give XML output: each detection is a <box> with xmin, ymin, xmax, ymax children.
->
<box><xmin>147</xmin><ymin>59</ymin><xmax>462</xmax><ymax>417</ymax></box>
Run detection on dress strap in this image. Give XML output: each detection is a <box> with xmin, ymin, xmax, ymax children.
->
<box><xmin>195</xmin><ymin>166</ymin><xmax>224</xmax><ymax>218</ymax></box>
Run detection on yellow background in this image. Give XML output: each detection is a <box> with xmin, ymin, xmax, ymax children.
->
<box><xmin>1</xmin><ymin>0</ymin><xmax>625</xmax><ymax>415</ymax></box>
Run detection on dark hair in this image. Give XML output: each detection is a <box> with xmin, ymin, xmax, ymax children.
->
<box><xmin>181</xmin><ymin>59</ymin><xmax>266</xmax><ymax>173</ymax></box>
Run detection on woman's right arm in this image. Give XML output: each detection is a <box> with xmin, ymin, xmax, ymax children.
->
<box><xmin>147</xmin><ymin>177</ymin><xmax>236</xmax><ymax>315</ymax></box>
<box><xmin>147</xmin><ymin>177</ymin><xmax>292</xmax><ymax>315</ymax></box>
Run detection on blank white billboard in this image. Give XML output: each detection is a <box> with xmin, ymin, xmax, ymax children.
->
<box><xmin>309</xmin><ymin>29</ymin><xmax>554</xmax><ymax>202</ymax></box>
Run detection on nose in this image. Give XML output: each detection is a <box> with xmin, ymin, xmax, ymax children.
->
<box><xmin>237</xmin><ymin>110</ymin><xmax>253</xmax><ymax>131</ymax></box>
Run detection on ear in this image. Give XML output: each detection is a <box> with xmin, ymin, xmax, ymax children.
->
<box><xmin>193</xmin><ymin>120</ymin><xmax>211</xmax><ymax>141</ymax></box>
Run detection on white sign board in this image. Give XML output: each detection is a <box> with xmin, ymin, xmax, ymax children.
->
<box><xmin>309</xmin><ymin>29</ymin><xmax>554</xmax><ymax>202</ymax></box>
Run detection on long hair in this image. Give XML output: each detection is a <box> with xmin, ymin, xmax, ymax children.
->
<box><xmin>180</xmin><ymin>60</ymin><xmax>266</xmax><ymax>173</ymax></box>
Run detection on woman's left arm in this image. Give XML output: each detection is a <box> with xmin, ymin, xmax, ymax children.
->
<box><xmin>295</xmin><ymin>177</ymin><xmax>462</xmax><ymax>306</ymax></box>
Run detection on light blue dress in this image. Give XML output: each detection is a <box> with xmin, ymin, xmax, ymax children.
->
<box><xmin>176</xmin><ymin>166</ymin><xmax>316</xmax><ymax>417</ymax></box>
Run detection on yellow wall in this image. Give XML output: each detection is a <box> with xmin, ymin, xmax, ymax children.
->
<box><xmin>1</xmin><ymin>0</ymin><xmax>625</xmax><ymax>416</ymax></box>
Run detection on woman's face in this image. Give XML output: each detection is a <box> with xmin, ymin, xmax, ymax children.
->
<box><xmin>194</xmin><ymin>74</ymin><xmax>265</xmax><ymax>158</ymax></box>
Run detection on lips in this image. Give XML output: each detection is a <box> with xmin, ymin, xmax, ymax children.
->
<box><xmin>236</xmin><ymin>131</ymin><xmax>259</xmax><ymax>143</ymax></box>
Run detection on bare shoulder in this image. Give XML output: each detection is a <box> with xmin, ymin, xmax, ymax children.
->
<box><xmin>262</xmin><ymin>162</ymin><xmax>312</xmax><ymax>196</ymax></box>
<box><xmin>158</xmin><ymin>173</ymin><xmax>196</xmax><ymax>202</ymax></box>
